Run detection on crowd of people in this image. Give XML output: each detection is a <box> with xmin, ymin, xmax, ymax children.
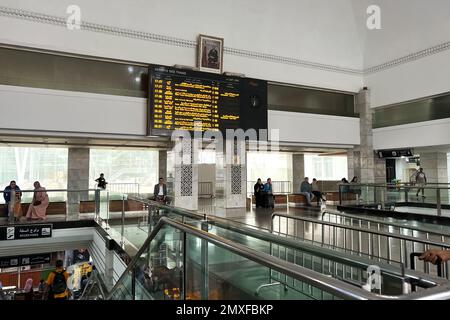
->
<box><xmin>3</xmin><ymin>180</ymin><xmax>49</xmax><ymax>223</ymax></box>
<box><xmin>252</xmin><ymin>176</ymin><xmax>365</xmax><ymax>208</ymax></box>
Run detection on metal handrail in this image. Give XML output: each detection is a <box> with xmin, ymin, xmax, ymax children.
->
<box><xmin>271</xmin><ymin>212</ymin><xmax>450</xmax><ymax>280</ymax></box>
<box><xmin>0</xmin><ymin>188</ymin><xmax>98</xmax><ymax>193</ymax></box>
<box><xmin>322</xmin><ymin>209</ymin><xmax>450</xmax><ymax>238</ymax></box>
<box><xmin>79</xmin><ymin>269</ymin><xmax>108</xmax><ymax>300</ymax></box>
<box><xmin>272</xmin><ymin>213</ymin><xmax>450</xmax><ymax>250</ymax></box>
<box><xmin>338</xmin><ymin>183</ymin><xmax>450</xmax><ymax>190</ymax></box>
<box><xmin>108</xmin><ymin>216</ymin><xmax>377</xmax><ymax>300</ymax></box>
<box><xmin>126</xmin><ymin>196</ymin><xmax>446</xmax><ymax>290</ymax></box>
<box><xmin>108</xmin><ymin>215</ymin><xmax>450</xmax><ymax>300</ymax></box>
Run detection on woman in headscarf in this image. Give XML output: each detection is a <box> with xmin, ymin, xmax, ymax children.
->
<box><xmin>26</xmin><ymin>181</ymin><xmax>49</xmax><ymax>220</ymax></box>
<box><xmin>253</xmin><ymin>178</ymin><xmax>264</xmax><ymax>208</ymax></box>
<box><xmin>24</xmin><ymin>278</ymin><xmax>34</xmax><ymax>300</ymax></box>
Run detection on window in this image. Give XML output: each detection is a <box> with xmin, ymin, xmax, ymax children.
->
<box><xmin>247</xmin><ymin>152</ymin><xmax>293</xmax><ymax>182</ymax></box>
<box><xmin>89</xmin><ymin>149</ymin><xmax>158</xmax><ymax>194</ymax></box>
<box><xmin>304</xmin><ymin>155</ymin><xmax>348</xmax><ymax>181</ymax></box>
<box><xmin>0</xmin><ymin>146</ymin><xmax>68</xmax><ymax>202</ymax></box>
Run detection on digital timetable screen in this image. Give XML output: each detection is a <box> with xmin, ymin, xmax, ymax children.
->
<box><xmin>148</xmin><ymin>65</ymin><xmax>268</xmax><ymax>137</ymax></box>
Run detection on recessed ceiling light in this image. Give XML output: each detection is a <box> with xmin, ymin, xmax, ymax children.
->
<box><xmin>128</xmin><ymin>66</ymin><xmax>134</xmax><ymax>73</ymax></box>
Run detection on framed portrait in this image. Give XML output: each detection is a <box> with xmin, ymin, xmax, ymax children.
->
<box><xmin>197</xmin><ymin>34</ymin><xmax>224</xmax><ymax>74</ymax></box>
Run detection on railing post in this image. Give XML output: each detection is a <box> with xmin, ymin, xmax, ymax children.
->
<box><xmin>374</xmin><ymin>186</ymin><xmax>378</xmax><ymax>207</ymax></box>
<box><xmin>200</xmin><ymin>222</ymin><xmax>209</xmax><ymax>300</ymax></box>
<box><xmin>182</xmin><ymin>231</ymin><xmax>187</xmax><ymax>300</ymax></box>
<box><xmin>120</xmin><ymin>194</ymin><xmax>125</xmax><ymax>247</ymax></box>
<box><xmin>131</xmin><ymin>268</ymin><xmax>136</xmax><ymax>300</ymax></box>
<box><xmin>94</xmin><ymin>189</ymin><xmax>100</xmax><ymax>221</ymax></box>
<box><xmin>436</xmin><ymin>188</ymin><xmax>442</xmax><ymax>217</ymax></box>
<box><xmin>105</xmin><ymin>191</ymin><xmax>110</xmax><ymax>230</ymax></box>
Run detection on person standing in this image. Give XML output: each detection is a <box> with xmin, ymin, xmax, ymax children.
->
<box><xmin>300</xmin><ymin>177</ymin><xmax>315</xmax><ymax>207</ymax></box>
<box><xmin>3</xmin><ymin>181</ymin><xmax>22</xmax><ymax>223</ymax></box>
<box><xmin>253</xmin><ymin>178</ymin><xmax>264</xmax><ymax>208</ymax></box>
<box><xmin>311</xmin><ymin>178</ymin><xmax>326</xmax><ymax>205</ymax></box>
<box><xmin>95</xmin><ymin>173</ymin><xmax>108</xmax><ymax>189</ymax></box>
<box><xmin>26</xmin><ymin>181</ymin><xmax>49</xmax><ymax>221</ymax></box>
<box><xmin>44</xmin><ymin>260</ymin><xmax>70</xmax><ymax>300</ymax></box>
<box><xmin>415</xmin><ymin>168</ymin><xmax>427</xmax><ymax>198</ymax></box>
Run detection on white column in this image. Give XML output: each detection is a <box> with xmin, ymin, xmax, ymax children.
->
<box><xmin>173</xmin><ymin>138</ymin><xmax>198</xmax><ymax>210</ymax></box>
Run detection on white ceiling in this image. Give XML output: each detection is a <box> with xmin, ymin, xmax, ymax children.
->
<box><xmin>351</xmin><ymin>0</ymin><xmax>450</xmax><ymax>68</ymax></box>
<box><xmin>3</xmin><ymin>0</ymin><xmax>448</xmax><ymax>71</ymax></box>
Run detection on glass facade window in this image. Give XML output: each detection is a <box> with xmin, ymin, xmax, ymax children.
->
<box><xmin>0</xmin><ymin>146</ymin><xmax>68</xmax><ymax>202</ymax></box>
<box><xmin>89</xmin><ymin>149</ymin><xmax>158</xmax><ymax>194</ymax></box>
<box><xmin>304</xmin><ymin>155</ymin><xmax>348</xmax><ymax>181</ymax></box>
<box><xmin>247</xmin><ymin>152</ymin><xmax>293</xmax><ymax>182</ymax></box>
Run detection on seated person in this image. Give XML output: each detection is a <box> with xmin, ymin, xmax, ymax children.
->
<box><xmin>340</xmin><ymin>178</ymin><xmax>350</xmax><ymax>193</ymax></box>
<box><xmin>350</xmin><ymin>176</ymin><xmax>361</xmax><ymax>194</ymax></box>
<box><xmin>263</xmin><ymin>178</ymin><xmax>274</xmax><ymax>209</ymax></box>
<box><xmin>153</xmin><ymin>178</ymin><xmax>168</xmax><ymax>203</ymax></box>
<box><xmin>299</xmin><ymin>177</ymin><xmax>315</xmax><ymax>207</ymax></box>
<box><xmin>26</xmin><ymin>181</ymin><xmax>49</xmax><ymax>221</ymax></box>
<box><xmin>311</xmin><ymin>178</ymin><xmax>326</xmax><ymax>205</ymax></box>
<box><xmin>95</xmin><ymin>173</ymin><xmax>108</xmax><ymax>189</ymax></box>
<box><xmin>253</xmin><ymin>178</ymin><xmax>264</xmax><ymax>208</ymax></box>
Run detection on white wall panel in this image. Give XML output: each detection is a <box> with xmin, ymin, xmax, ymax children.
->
<box><xmin>268</xmin><ymin>110</ymin><xmax>360</xmax><ymax>146</ymax></box>
<box><xmin>0</xmin><ymin>85</ymin><xmax>147</xmax><ymax>135</ymax></box>
<box><xmin>373</xmin><ymin>118</ymin><xmax>450</xmax><ymax>150</ymax></box>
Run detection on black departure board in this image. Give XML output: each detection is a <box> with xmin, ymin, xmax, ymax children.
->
<box><xmin>148</xmin><ymin>65</ymin><xmax>268</xmax><ymax>137</ymax></box>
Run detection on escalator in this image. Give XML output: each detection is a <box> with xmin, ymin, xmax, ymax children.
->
<box><xmin>84</xmin><ymin>217</ymin><xmax>383</xmax><ymax>300</ymax></box>
<box><xmin>86</xmin><ymin>199</ymin><xmax>450</xmax><ymax>300</ymax></box>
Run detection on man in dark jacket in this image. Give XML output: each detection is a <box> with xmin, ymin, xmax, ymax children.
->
<box><xmin>153</xmin><ymin>178</ymin><xmax>168</xmax><ymax>203</ymax></box>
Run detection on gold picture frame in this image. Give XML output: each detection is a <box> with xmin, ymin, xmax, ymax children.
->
<box><xmin>197</xmin><ymin>34</ymin><xmax>224</xmax><ymax>74</ymax></box>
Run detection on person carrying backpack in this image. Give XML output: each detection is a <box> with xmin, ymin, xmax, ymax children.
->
<box><xmin>45</xmin><ymin>260</ymin><xmax>70</xmax><ymax>300</ymax></box>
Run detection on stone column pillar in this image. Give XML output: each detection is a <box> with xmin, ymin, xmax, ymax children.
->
<box><xmin>347</xmin><ymin>149</ymin><xmax>361</xmax><ymax>181</ymax></box>
<box><xmin>357</xmin><ymin>89</ymin><xmax>375</xmax><ymax>184</ymax></box>
<box><xmin>67</xmin><ymin>148</ymin><xmax>90</xmax><ymax>219</ymax></box>
<box><xmin>292</xmin><ymin>154</ymin><xmax>305</xmax><ymax>193</ymax></box>
<box><xmin>374</xmin><ymin>156</ymin><xmax>387</xmax><ymax>184</ymax></box>
<box><xmin>158</xmin><ymin>150</ymin><xmax>167</xmax><ymax>181</ymax></box>
<box><xmin>104</xmin><ymin>248</ymin><xmax>115</xmax><ymax>290</ymax></box>
<box><xmin>420</xmin><ymin>152</ymin><xmax>448</xmax><ymax>183</ymax></box>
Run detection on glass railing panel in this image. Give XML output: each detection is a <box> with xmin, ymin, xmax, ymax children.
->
<box><xmin>0</xmin><ymin>188</ymin><xmax>102</xmax><ymax>224</ymax></box>
<box><xmin>129</xmin><ymin>224</ymin><xmax>184</xmax><ymax>300</ymax></box>
<box><xmin>185</xmin><ymin>233</ymin><xmax>318</xmax><ymax>300</ymax></box>
<box><xmin>110</xmin><ymin>270</ymin><xmax>133</xmax><ymax>300</ymax></box>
